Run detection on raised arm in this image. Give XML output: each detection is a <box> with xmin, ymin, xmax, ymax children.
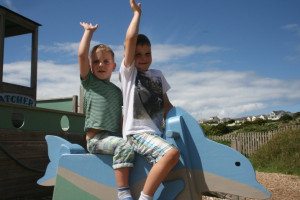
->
<box><xmin>124</xmin><ymin>0</ymin><xmax>142</xmax><ymax>67</ymax></box>
<box><xmin>78</xmin><ymin>22</ymin><xmax>98</xmax><ymax>79</ymax></box>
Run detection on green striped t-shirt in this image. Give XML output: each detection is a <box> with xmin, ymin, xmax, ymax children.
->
<box><xmin>81</xmin><ymin>72</ymin><xmax>122</xmax><ymax>133</ymax></box>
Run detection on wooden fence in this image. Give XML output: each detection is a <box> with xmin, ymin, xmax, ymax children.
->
<box><xmin>208</xmin><ymin>125</ymin><xmax>300</xmax><ymax>156</ymax></box>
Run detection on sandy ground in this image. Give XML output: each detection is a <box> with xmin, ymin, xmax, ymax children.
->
<box><xmin>256</xmin><ymin>172</ymin><xmax>300</xmax><ymax>200</ymax></box>
<box><xmin>202</xmin><ymin>172</ymin><xmax>300</xmax><ymax>200</ymax></box>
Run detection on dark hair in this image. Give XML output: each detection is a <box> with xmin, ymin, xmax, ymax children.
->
<box><xmin>137</xmin><ymin>34</ymin><xmax>151</xmax><ymax>47</ymax></box>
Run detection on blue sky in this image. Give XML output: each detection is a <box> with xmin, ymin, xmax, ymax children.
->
<box><xmin>1</xmin><ymin>0</ymin><xmax>300</xmax><ymax>120</ymax></box>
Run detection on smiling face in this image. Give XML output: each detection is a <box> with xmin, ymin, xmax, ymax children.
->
<box><xmin>134</xmin><ymin>44</ymin><xmax>152</xmax><ymax>72</ymax></box>
<box><xmin>90</xmin><ymin>46</ymin><xmax>116</xmax><ymax>80</ymax></box>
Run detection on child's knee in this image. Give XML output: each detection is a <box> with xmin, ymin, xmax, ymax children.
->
<box><xmin>166</xmin><ymin>148</ymin><xmax>180</xmax><ymax>165</ymax></box>
<box><xmin>173</xmin><ymin>148</ymin><xmax>180</xmax><ymax>162</ymax></box>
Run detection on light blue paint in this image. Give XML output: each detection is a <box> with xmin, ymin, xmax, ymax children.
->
<box><xmin>38</xmin><ymin>107</ymin><xmax>271</xmax><ymax>199</ymax></box>
<box><xmin>165</xmin><ymin>108</ymin><xmax>271</xmax><ymax>196</ymax></box>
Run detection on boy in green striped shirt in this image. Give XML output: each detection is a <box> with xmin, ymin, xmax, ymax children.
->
<box><xmin>78</xmin><ymin>22</ymin><xmax>134</xmax><ymax>200</ymax></box>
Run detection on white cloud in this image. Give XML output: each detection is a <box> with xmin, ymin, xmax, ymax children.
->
<box><xmin>37</xmin><ymin>60</ymin><xmax>80</xmax><ymax>100</ymax></box>
<box><xmin>40</xmin><ymin>42</ymin><xmax>79</xmax><ymax>56</ymax></box>
<box><xmin>163</xmin><ymin>70</ymin><xmax>300</xmax><ymax>119</ymax></box>
<box><xmin>11</xmin><ymin>41</ymin><xmax>298</xmax><ymax>120</ymax></box>
<box><xmin>4</xmin><ymin>60</ymin><xmax>300</xmax><ymax>121</ymax></box>
<box><xmin>2</xmin><ymin>60</ymin><xmax>80</xmax><ymax>99</ymax></box>
<box><xmin>282</xmin><ymin>24</ymin><xmax>300</xmax><ymax>37</ymax></box>
<box><xmin>3</xmin><ymin>61</ymin><xmax>31</xmax><ymax>86</ymax></box>
<box><xmin>40</xmin><ymin>40</ymin><xmax>108</xmax><ymax>57</ymax></box>
<box><xmin>282</xmin><ymin>24</ymin><xmax>300</xmax><ymax>62</ymax></box>
<box><xmin>40</xmin><ymin>42</ymin><xmax>224</xmax><ymax>67</ymax></box>
<box><xmin>152</xmin><ymin>44</ymin><xmax>224</xmax><ymax>63</ymax></box>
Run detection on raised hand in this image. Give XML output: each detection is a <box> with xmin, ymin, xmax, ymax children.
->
<box><xmin>80</xmin><ymin>22</ymin><xmax>99</xmax><ymax>32</ymax></box>
<box><xmin>78</xmin><ymin>22</ymin><xmax>99</xmax><ymax>79</ymax></box>
<box><xmin>130</xmin><ymin>0</ymin><xmax>141</xmax><ymax>14</ymax></box>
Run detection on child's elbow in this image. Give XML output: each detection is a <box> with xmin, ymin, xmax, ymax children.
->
<box><xmin>78</xmin><ymin>52</ymin><xmax>85</xmax><ymax>59</ymax></box>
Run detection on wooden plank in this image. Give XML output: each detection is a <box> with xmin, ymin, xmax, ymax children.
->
<box><xmin>0</xmin><ymin>169</ymin><xmax>39</xmax><ymax>182</ymax></box>
<box><xmin>0</xmin><ymin>158</ymin><xmax>49</xmax><ymax>172</ymax></box>
<box><xmin>0</xmin><ymin>131</ymin><xmax>85</xmax><ymax>199</ymax></box>
<box><xmin>0</xmin><ymin>130</ymin><xmax>85</xmax><ymax>144</ymax></box>
<box><xmin>0</xmin><ymin>130</ymin><xmax>50</xmax><ymax>141</ymax></box>
<box><xmin>0</xmin><ymin>155</ymin><xmax>52</xmax><ymax>198</ymax></box>
<box><xmin>1</xmin><ymin>178</ymin><xmax>53</xmax><ymax>199</ymax></box>
<box><xmin>0</xmin><ymin>145</ymin><xmax>48</xmax><ymax>161</ymax></box>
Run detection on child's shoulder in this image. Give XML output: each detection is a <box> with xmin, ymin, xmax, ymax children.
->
<box><xmin>108</xmin><ymin>81</ymin><xmax>122</xmax><ymax>92</ymax></box>
<box><xmin>147</xmin><ymin>68</ymin><xmax>164</xmax><ymax>77</ymax></box>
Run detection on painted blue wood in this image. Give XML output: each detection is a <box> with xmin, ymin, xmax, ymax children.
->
<box><xmin>165</xmin><ymin>107</ymin><xmax>271</xmax><ymax>199</ymax></box>
<box><xmin>37</xmin><ymin>135</ymin><xmax>86</xmax><ymax>186</ymax></box>
<box><xmin>38</xmin><ymin>136</ymin><xmax>184</xmax><ymax>199</ymax></box>
<box><xmin>38</xmin><ymin>107</ymin><xmax>271</xmax><ymax>200</ymax></box>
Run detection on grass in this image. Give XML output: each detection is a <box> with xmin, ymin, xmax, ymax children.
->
<box><xmin>235</xmin><ymin>121</ymin><xmax>279</xmax><ymax>133</ymax></box>
<box><xmin>213</xmin><ymin>139</ymin><xmax>231</xmax><ymax>147</ymax></box>
<box><xmin>249</xmin><ymin>129</ymin><xmax>300</xmax><ymax>176</ymax></box>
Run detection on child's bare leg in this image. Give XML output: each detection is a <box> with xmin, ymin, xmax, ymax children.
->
<box><xmin>142</xmin><ymin>148</ymin><xmax>180</xmax><ymax>196</ymax></box>
<box><xmin>115</xmin><ymin>167</ymin><xmax>130</xmax><ymax>187</ymax></box>
<box><xmin>115</xmin><ymin>167</ymin><xmax>133</xmax><ymax>200</ymax></box>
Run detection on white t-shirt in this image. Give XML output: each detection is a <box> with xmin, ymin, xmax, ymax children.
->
<box><xmin>119</xmin><ymin>59</ymin><xmax>170</xmax><ymax>138</ymax></box>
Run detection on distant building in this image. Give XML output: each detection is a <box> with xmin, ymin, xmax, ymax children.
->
<box><xmin>234</xmin><ymin>117</ymin><xmax>247</xmax><ymax>124</ymax></box>
<box><xmin>247</xmin><ymin>116</ymin><xmax>255</xmax><ymax>121</ymax></box>
<box><xmin>201</xmin><ymin>116</ymin><xmax>221</xmax><ymax>124</ymax></box>
<box><xmin>268</xmin><ymin>110</ymin><xmax>291</xmax><ymax>121</ymax></box>
<box><xmin>209</xmin><ymin>116</ymin><xmax>221</xmax><ymax>123</ymax></box>
<box><xmin>257</xmin><ymin>114</ymin><xmax>268</xmax><ymax>120</ymax></box>
<box><xmin>199</xmin><ymin>110</ymin><xmax>294</xmax><ymax>125</ymax></box>
<box><xmin>220</xmin><ymin>117</ymin><xmax>231</xmax><ymax>123</ymax></box>
<box><xmin>246</xmin><ymin>114</ymin><xmax>267</xmax><ymax>121</ymax></box>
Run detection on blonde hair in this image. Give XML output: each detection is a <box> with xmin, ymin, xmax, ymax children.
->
<box><xmin>90</xmin><ymin>44</ymin><xmax>115</xmax><ymax>59</ymax></box>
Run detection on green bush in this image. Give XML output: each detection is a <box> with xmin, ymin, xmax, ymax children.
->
<box><xmin>279</xmin><ymin>114</ymin><xmax>293</xmax><ymax>123</ymax></box>
<box><xmin>214</xmin><ymin>139</ymin><xmax>231</xmax><ymax>147</ymax></box>
<box><xmin>236</xmin><ymin>121</ymin><xmax>278</xmax><ymax>133</ymax></box>
<box><xmin>249</xmin><ymin>129</ymin><xmax>300</xmax><ymax>175</ymax></box>
<box><xmin>293</xmin><ymin>112</ymin><xmax>300</xmax><ymax>119</ymax></box>
<box><xmin>200</xmin><ymin>123</ymin><xmax>233</xmax><ymax>136</ymax></box>
<box><xmin>200</xmin><ymin>119</ymin><xmax>280</xmax><ymax>136</ymax></box>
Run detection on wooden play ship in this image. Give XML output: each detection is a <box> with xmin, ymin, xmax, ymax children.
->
<box><xmin>0</xmin><ymin>6</ymin><xmax>85</xmax><ymax>199</ymax></box>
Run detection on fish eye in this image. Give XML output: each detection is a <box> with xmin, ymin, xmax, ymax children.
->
<box><xmin>235</xmin><ymin>161</ymin><xmax>241</xmax><ymax>167</ymax></box>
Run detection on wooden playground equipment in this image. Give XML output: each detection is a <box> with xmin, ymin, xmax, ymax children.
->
<box><xmin>0</xmin><ymin>6</ymin><xmax>85</xmax><ymax>199</ymax></box>
<box><xmin>38</xmin><ymin>107</ymin><xmax>271</xmax><ymax>200</ymax></box>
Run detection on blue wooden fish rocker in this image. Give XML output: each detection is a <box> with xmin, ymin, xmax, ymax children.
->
<box><xmin>38</xmin><ymin>107</ymin><xmax>271</xmax><ymax>200</ymax></box>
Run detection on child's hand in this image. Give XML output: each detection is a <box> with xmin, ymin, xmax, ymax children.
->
<box><xmin>130</xmin><ymin>0</ymin><xmax>141</xmax><ymax>14</ymax></box>
<box><xmin>79</xmin><ymin>22</ymin><xmax>99</xmax><ymax>31</ymax></box>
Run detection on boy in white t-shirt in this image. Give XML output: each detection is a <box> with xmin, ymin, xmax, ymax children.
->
<box><xmin>119</xmin><ymin>1</ymin><xmax>180</xmax><ymax>200</ymax></box>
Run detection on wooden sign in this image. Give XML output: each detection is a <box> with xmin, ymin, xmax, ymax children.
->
<box><xmin>0</xmin><ymin>93</ymin><xmax>35</xmax><ymax>106</ymax></box>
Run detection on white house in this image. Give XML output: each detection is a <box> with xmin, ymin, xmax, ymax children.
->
<box><xmin>268</xmin><ymin>110</ymin><xmax>290</xmax><ymax>120</ymax></box>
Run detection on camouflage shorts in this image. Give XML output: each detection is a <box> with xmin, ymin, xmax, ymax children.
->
<box><xmin>127</xmin><ymin>132</ymin><xmax>176</xmax><ymax>164</ymax></box>
<box><xmin>87</xmin><ymin>131</ymin><xmax>135</xmax><ymax>169</ymax></box>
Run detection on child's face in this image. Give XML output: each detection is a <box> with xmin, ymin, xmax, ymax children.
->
<box><xmin>91</xmin><ymin>49</ymin><xmax>116</xmax><ymax>80</ymax></box>
<box><xmin>135</xmin><ymin>44</ymin><xmax>152</xmax><ymax>72</ymax></box>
